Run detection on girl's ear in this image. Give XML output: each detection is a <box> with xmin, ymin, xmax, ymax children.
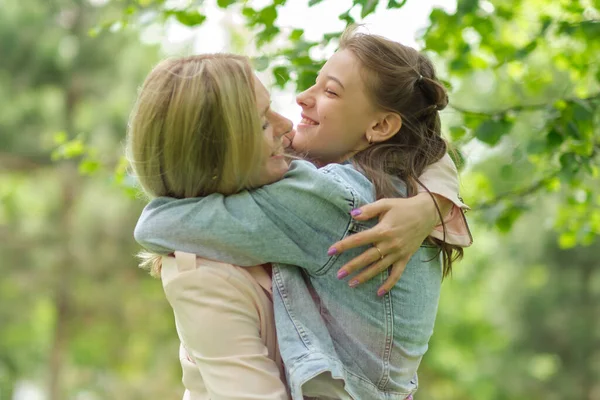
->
<box><xmin>367</xmin><ymin>112</ymin><xmax>402</xmax><ymax>143</ymax></box>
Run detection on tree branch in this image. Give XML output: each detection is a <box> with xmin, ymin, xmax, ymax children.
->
<box><xmin>474</xmin><ymin>143</ymin><xmax>599</xmax><ymax>211</ymax></box>
<box><xmin>0</xmin><ymin>152</ymin><xmax>46</xmax><ymax>171</ymax></box>
<box><xmin>449</xmin><ymin>92</ymin><xmax>600</xmax><ymax>117</ymax></box>
<box><xmin>474</xmin><ymin>170</ymin><xmax>561</xmax><ymax>211</ymax></box>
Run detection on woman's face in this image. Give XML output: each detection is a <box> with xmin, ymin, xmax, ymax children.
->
<box><xmin>250</xmin><ymin>75</ymin><xmax>292</xmax><ymax>187</ymax></box>
<box><xmin>293</xmin><ymin>49</ymin><xmax>380</xmax><ymax>164</ymax></box>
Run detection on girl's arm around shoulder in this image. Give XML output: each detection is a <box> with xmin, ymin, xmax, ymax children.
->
<box><xmin>134</xmin><ymin>160</ymin><xmax>355</xmax><ymax>271</ymax></box>
<box><xmin>163</xmin><ymin>266</ymin><xmax>289</xmax><ymax>400</ymax></box>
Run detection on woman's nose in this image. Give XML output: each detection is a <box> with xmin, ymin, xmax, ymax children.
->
<box><xmin>272</xmin><ymin>113</ymin><xmax>293</xmax><ymax>138</ymax></box>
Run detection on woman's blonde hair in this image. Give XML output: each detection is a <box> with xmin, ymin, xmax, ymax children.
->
<box><xmin>127</xmin><ymin>54</ymin><xmax>265</xmax><ymax>276</ymax></box>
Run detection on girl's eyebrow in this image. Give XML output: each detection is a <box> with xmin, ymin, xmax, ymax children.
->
<box><xmin>326</xmin><ymin>75</ymin><xmax>345</xmax><ymax>90</ymax></box>
<box><xmin>316</xmin><ymin>72</ymin><xmax>345</xmax><ymax>90</ymax></box>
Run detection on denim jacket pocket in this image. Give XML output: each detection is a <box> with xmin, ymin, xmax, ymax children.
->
<box><xmin>312</xmin><ymin>219</ymin><xmax>375</xmax><ymax>276</ymax></box>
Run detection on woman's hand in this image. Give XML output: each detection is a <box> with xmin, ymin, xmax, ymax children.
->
<box><xmin>330</xmin><ymin>193</ymin><xmax>451</xmax><ymax>296</ymax></box>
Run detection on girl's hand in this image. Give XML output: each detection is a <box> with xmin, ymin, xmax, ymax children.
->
<box><xmin>330</xmin><ymin>193</ymin><xmax>451</xmax><ymax>296</ymax></box>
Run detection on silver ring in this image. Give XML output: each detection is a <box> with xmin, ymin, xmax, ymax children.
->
<box><xmin>374</xmin><ymin>245</ymin><xmax>384</xmax><ymax>260</ymax></box>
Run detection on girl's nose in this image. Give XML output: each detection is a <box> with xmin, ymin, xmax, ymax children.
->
<box><xmin>296</xmin><ymin>88</ymin><xmax>315</xmax><ymax>109</ymax></box>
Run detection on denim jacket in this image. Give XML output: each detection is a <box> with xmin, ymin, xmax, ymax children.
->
<box><xmin>135</xmin><ymin>160</ymin><xmax>443</xmax><ymax>399</ymax></box>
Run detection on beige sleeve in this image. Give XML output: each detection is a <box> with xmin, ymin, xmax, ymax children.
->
<box><xmin>418</xmin><ymin>154</ymin><xmax>473</xmax><ymax>247</ymax></box>
<box><xmin>418</xmin><ymin>153</ymin><xmax>469</xmax><ymax>210</ymax></box>
<box><xmin>164</xmin><ymin>268</ymin><xmax>288</xmax><ymax>400</ymax></box>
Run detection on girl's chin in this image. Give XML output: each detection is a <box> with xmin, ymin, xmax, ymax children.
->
<box><xmin>290</xmin><ymin>133</ymin><xmax>312</xmax><ymax>153</ymax></box>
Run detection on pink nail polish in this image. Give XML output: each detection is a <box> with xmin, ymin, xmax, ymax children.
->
<box><xmin>377</xmin><ymin>288</ymin><xmax>387</xmax><ymax>297</ymax></box>
<box><xmin>337</xmin><ymin>270</ymin><xmax>348</xmax><ymax>279</ymax></box>
<box><xmin>327</xmin><ymin>247</ymin><xmax>337</xmax><ymax>256</ymax></box>
<box><xmin>350</xmin><ymin>208</ymin><xmax>362</xmax><ymax>217</ymax></box>
<box><xmin>349</xmin><ymin>279</ymin><xmax>359</xmax><ymax>288</ymax></box>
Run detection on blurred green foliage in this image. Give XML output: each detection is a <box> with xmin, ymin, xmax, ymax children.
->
<box><xmin>1</xmin><ymin>0</ymin><xmax>598</xmax><ymax>399</ymax></box>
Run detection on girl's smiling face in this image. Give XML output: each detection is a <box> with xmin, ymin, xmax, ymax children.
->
<box><xmin>293</xmin><ymin>49</ymin><xmax>381</xmax><ymax>164</ymax></box>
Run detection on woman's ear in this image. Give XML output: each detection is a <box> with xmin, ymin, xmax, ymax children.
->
<box><xmin>367</xmin><ymin>112</ymin><xmax>402</xmax><ymax>143</ymax></box>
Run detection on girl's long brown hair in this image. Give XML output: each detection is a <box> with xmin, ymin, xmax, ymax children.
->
<box><xmin>341</xmin><ymin>27</ymin><xmax>463</xmax><ymax>276</ymax></box>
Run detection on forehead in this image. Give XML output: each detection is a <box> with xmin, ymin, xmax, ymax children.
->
<box><xmin>253</xmin><ymin>75</ymin><xmax>270</xmax><ymax>108</ymax></box>
<box><xmin>320</xmin><ymin>49</ymin><xmax>364</xmax><ymax>89</ymax></box>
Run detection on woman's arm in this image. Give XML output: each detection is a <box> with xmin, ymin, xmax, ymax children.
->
<box><xmin>164</xmin><ymin>265</ymin><xmax>288</xmax><ymax>400</ymax></box>
<box><xmin>134</xmin><ymin>160</ymin><xmax>353</xmax><ymax>273</ymax></box>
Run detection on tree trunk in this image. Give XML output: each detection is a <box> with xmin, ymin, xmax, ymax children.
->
<box><xmin>48</xmin><ymin>164</ymin><xmax>77</xmax><ymax>400</ymax></box>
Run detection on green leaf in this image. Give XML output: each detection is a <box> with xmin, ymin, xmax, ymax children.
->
<box><xmin>63</xmin><ymin>140</ymin><xmax>85</xmax><ymax>158</ymax></box>
<box><xmin>171</xmin><ymin>11</ymin><xmax>206</xmax><ymax>27</ymax></box>
<box><xmin>358</xmin><ymin>0</ymin><xmax>379</xmax><ymax>18</ymax></box>
<box><xmin>558</xmin><ymin>231</ymin><xmax>577</xmax><ymax>248</ymax></box>
<box><xmin>475</xmin><ymin>119</ymin><xmax>513</xmax><ymax>146</ymax></box>
<box><xmin>494</xmin><ymin>5</ymin><xmax>514</xmax><ymax>19</ymax></box>
<box><xmin>52</xmin><ymin>139</ymin><xmax>86</xmax><ymax>161</ymax></box>
<box><xmin>322</xmin><ymin>31</ymin><xmax>342</xmax><ymax>44</ymax></box>
<box><xmin>527</xmin><ymin>139</ymin><xmax>546</xmax><ymax>154</ymax></box>
<box><xmin>439</xmin><ymin>79</ymin><xmax>453</xmax><ymax>90</ymax></box>
<box><xmin>252</xmin><ymin>56</ymin><xmax>270</xmax><ymax>71</ymax></box>
<box><xmin>308</xmin><ymin>0</ymin><xmax>325</xmax><ymax>5</ymax></box>
<box><xmin>514</xmin><ymin>41</ymin><xmax>538</xmax><ymax>60</ymax></box>
<box><xmin>272</xmin><ymin>66</ymin><xmax>290</xmax><ymax>88</ymax></box>
<box><xmin>242</xmin><ymin>7</ymin><xmax>256</xmax><ymax>19</ymax></box>
<box><xmin>448</xmin><ymin>148</ymin><xmax>466</xmax><ymax>171</ymax></box>
<box><xmin>496</xmin><ymin>206</ymin><xmax>523</xmax><ymax>233</ymax></box>
<box><xmin>289</xmin><ymin>29</ymin><xmax>304</xmax><ymax>41</ymax></box>
<box><xmin>450</xmin><ymin>126</ymin><xmax>467</xmax><ymax>141</ymax></box>
<box><xmin>256</xmin><ymin>25</ymin><xmax>280</xmax><ymax>46</ymax></box>
<box><xmin>217</xmin><ymin>0</ymin><xmax>236</xmax><ymax>8</ymax></box>
<box><xmin>258</xmin><ymin>5</ymin><xmax>278</xmax><ymax>26</ymax></box>
<box><xmin>338</xmin><ymin>10</ymin><xmax>355</xmax><ymax>25</ymax></box>
<box><xmin>456</xmin><ymin>0</ymin><xmax>479</xmax><ymax>16</ymax></box>
<box><xmin>545</xmin><ymin>129</ymin><xmax>564</xmax><ymax>149</ymax></box>
<box><xmin>559</xmin><ymin>152</ymin><xmax>579</xmax><ymax>173</ymax></box>
<box><xmin>53</xmin><ymin>131</ymin><xmax>68</xmax><ymax>145</ymax></box>
<box><xmin>79</xmin><ymin>159</ymin><xmax>100</xmax><ymax>176</ymax></box>
<box><xmin>387</xmin><ymin>0</ymin><xmax>408</xmax><ymax>9</ymax></box>
<box><xmin>297</xmin><ymin>69</ymin><xmax>319</xmax><ymax>92</ymax></box>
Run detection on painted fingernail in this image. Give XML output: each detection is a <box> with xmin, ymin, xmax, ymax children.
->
<box><xmin>327</xmin><ymin>247</ymin><xmax>337</xmax><ymax>256</ymax></box>
<box><xmin>377</xmin><ymin>288</ymin><xmax>387</xmax><ymax>297</ymax></box>
<box><xmin>337</xmin><ymin>270</ymin><xmax>348</xmax><ymax>279</ymax></box>
<box><xmin>349</xmin><ymin>279</ymin><xmax>359</xmax><ymax>288</ymax></box>
<box><xmin>350</xmin><ymin>208</ymin><xmax>362</xmax><ymax>217</ymax></box>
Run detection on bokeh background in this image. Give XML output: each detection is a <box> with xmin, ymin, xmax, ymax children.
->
<box><xmin>1</xmin><ymin>0</ymin><xmax>598</xmax><ymax>399</ymax></box>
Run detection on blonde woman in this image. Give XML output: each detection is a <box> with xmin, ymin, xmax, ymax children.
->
<box><xmin>130</xmin><ymin>39</ymin><xmax>470</xmax><ymax>400</ymax></box>
<box><xmin>129</xmin><ymin>55</ymin><xmax>292</xmax><ymax>399</ymax></box>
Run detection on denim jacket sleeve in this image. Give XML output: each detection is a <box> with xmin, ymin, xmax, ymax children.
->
<box><xmin>134</xmin><ymin>160</ymin><xmax>355</xmax><ymax>273</ymax></box>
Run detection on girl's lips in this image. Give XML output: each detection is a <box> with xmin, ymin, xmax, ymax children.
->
<box><xmin>300</xmin><ymin>114</ymin><xmax>319</xmax><ymax>125</ymax></box>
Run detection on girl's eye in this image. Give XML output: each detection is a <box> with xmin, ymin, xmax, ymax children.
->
<box><xmin>262</xmin><ymin>121</ymin><xmax>270</xmax><ymax>130</ymax></box>
<box><xmin>325</xmin><ymin>89</ymin><xmax>337</xmax><ymax>96</ymax></box>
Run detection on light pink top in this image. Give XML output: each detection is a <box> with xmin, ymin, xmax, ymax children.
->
<box><xmin>419</xmin><ymin>154</ymin><xmax>472</xmax><ymax>247</ymax></box>
<box><xmin>161</xmin><ymin>252</ymin><xmax>289</xmax><ymax>400</ymax></box>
